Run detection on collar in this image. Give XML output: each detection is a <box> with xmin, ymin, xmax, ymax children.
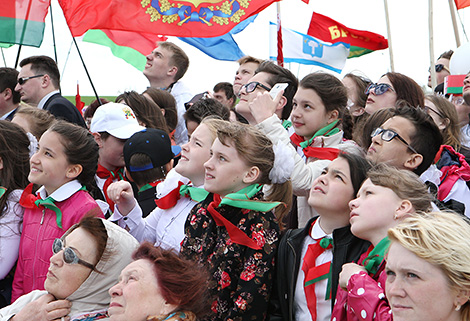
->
<box><xmin>37</xmin><ymin>90</ymin><xmax>60</xmax><ymax>110</ymax></box>
<box><xmin>310</xmin><ymin>217</ymin><xmax>331</xmax><ymax>240</ymax></box>
<box><xmin>0</xmin><ymin>107</ymin><xmax>16</xmax><ymax>120</ymax></box>
<box><xmin>38</xmin><ymin>179</ymin><xmax>83</xmax><ymax>201</ymax></box>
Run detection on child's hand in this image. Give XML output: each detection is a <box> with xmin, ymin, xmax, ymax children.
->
<box><xmin>248</xmin><ymin>90</ymin><xmax>284</xmax><ymax>124</ymax></box>
<box><xmin>338</xmin><ymin>263</ymin><xmax>367</xmax><ymax>290</ymax></box>
<box><xmin>107</xmin><ymin>181</ymin><xmax>135</xmax><ymax>215</ymax></box>
<box><xmin>11</xmin><ymin>293</ymin><xmax>71</xmax><ymax>321</ymax></box>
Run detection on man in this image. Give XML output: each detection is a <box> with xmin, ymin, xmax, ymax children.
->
<box><xmin>15</xmin><ymin>55</ymin><xmax>86</xmax><ymax>127</ymax></box>
<box><xmin>143</xmin><ymin>41</ymin><xmax>191</xmax><ymax>145</ymax></box>
<box><xmin>235</xmin><ymin>60</ymin><xmax>298</xmax><ymax>125</ymax></box>
<box><xmin>367</xmin><ymin>104</ymin><xmax>470</xmax><ymax>217</ymax></box>
<box><xmin>233</xmin><ymin>56</ymin><xmax>262</xmax><ymax>97</ymax></box>
<box><xmin>212</xmin><ymin>82</ymin><xmax>235</xmax><ymax>109</ymax></box>
<box><xmin>428</xmin><ymin>50</ymin><xmax>452</xmax><ymax>93</ymax></box>
<box><xmin>0</xmin><ymin>68</ymin><xmax>21</xmax><ymax>121</ymax></box>
<box><xmin>463</xmin><ymin>71</ymin><xmax>470</xmax><ymax>105</ymax></box>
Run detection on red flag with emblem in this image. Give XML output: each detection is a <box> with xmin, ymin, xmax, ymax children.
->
<box><xmin>58</xmin><ymin>0</ymin><xmax>278</xmax><ymax>38</ymax></box>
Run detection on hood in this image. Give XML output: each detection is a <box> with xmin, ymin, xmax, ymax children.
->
<box><xmin>67</xmin><ymin>219</ymin><xmax>139</xmax><ymax>316</ymax></box>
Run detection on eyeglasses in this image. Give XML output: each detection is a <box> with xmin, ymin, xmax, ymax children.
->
<box><xmin>429</xmin><ymin>64</ymin><xmax>450</xmax><ymax>73</ymax></box>
<box><xmin>371</xmin><ymin>127</ymin><xmax>418</xmax><ymax>154</ymax></box>
<box><xmin>424</xmin><ymin>105</ymin><xmax>445</xmax><ymax>119</ymax></box>
<box><xmin>242</xmin><ymin>81</ymin><xmax>272</xmax><ymax>94</ymax></box>
<box><xmin>17</xmin><ymin>74</ymin><xmax>44</xmax><ymax>85</ymax></box>
<box><xmin>451</xmin><ymin>96</ymin><xmax>465</xmax><ymax>106</ymax></box>
<box><xmin>52</xmin><ymin>238</ymin><xmax>95</xmax><ymax>270</ymax></box>
<box><xmin>365</xmin><ymin>83</ymin><xmax>394</xmax><ymax>96</ymax></box>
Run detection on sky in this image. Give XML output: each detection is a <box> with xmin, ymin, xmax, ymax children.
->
<box><xmin>2</xmin><ymin>0</ymin><xmax>469</xmax><ymax>97</ymax></box>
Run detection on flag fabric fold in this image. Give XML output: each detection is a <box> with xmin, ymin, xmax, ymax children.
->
<box><xmin>0</xmin><ymin>0</ymin><xmax>50</xmax><ymax>47</ymax></box>
<box><xmin>307</xmin><ymin>12</ymin><xmax>388</xmax><ymax>58</ymax></box>
<box><xmin>455</xmin><ymin>0</ymin><xmax>470</xmax><ymax>9</ymax></box>
<box><xmin>59</xmin><ymin>0</ymin><xmax>278</xmax><ymax>38</ymax></box>
<box><xmin>269</xmin><ymin>22</ymin><xmax>349</xmax><ymax>73</ymax></box>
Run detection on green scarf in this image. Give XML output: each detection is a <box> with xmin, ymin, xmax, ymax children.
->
<box><xmin>218</xmin><ymin>184</ymin><xmax>281</xmax><ymax>212</ymax></box>
<box><xmin>180</xmin><ymin>185</ymin><xmax>209</xmax><ymax>202</ymax></box>
<box><xmin>299</xmin><ymin>119</ymin><xmax>340</xmax><ymax>148</ymax></box>
<box><xmin>363</xmin><ymin>237</ymin><xmax>391</xmax><ymax>274</ymax></box>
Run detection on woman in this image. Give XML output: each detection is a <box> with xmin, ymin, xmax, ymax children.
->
<box><xmin>0</xmin><ymin>216</ymin><xmax>138</xmax><ymax>321</ymax></box>
<box><xmin>386</xmin><ymin>211</ymin><xmax>470</xmax><ymax>321</ymax></box>
<box><xmin>108</xmin><ymin>242</ymin><xmax>209</xmax><ymax>321</ymax></box>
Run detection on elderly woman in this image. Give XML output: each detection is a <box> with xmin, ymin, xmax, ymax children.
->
<box><xmin>108</xmin><ymin>242</ymin><xmax>209</xmax><ymax>321</ymax></box>
<box><xmin>386</xmin><ymin>211</ymin><xmax>470</xmax><ymax>321</ymax></box>
<box><xmin>0</xmin><ymin>216</ymin><xmax>138</xmax><ymax>321</ymax></box>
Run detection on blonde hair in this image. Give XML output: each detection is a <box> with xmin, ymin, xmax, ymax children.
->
<box><xmin>200</xmin><ymin>117</ymin><xmax>228</xmax><ymax>141</ymax></box>
<box><xmin>367</xmin><ymin>164</ymin><xmax>432</xmax><ymax>212</ymax></box>
<box><xmin>16</xmin><ymin>104</ymin><xmax>56</xmax><ymax>139</ymax></box>
<box><xmin>388</xmin><ymin>211</ymin><xmax>470</xmax><ymax>320</ymax></box>
<box><xmin>216</xmin><ymin>121</ymin><xmax>292</xmax><ymax>229</ymax></box>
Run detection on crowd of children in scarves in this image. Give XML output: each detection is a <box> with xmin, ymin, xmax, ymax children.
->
<box><xmin>0</xmin><ymin>42</ymin><xmax>470</xmax><ymax>321</ymax></box>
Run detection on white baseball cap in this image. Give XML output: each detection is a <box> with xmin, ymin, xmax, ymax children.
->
<box><xmin>90</xmin><ymin>102</ymin><xmax>145</xmax><ymax>139</ymax></box>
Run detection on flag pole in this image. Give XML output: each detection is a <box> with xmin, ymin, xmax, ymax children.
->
<box><xmin>1</xmin><ymin>48</ymin><xmax>6</xmax><ymax>67</ymax></box>
<box><xmin>276</xmin><ymin>1</ymin><xmax>284</xmax><ymax>67</ymax></box>
<box><xmin>383</xmin><ymin>0</ymin><xmax>394</xmax><ymax>72</ymax></box>
<box><xmin>429</xmin><ymin>0</ymin><xmax>437</xmax><ymax>89</ymax></box>
<box><xmin>14</xmin><ymin>45</ymin><xmax>22</xmax><ymax>69</ymax></box>
<box><xmin>49</xmin><ymin>3</ymin><xmax>59</xmax><ymax>65</ymax></box>
<box><xmin>448</xmin><ymin>0</ymin><xmax>461</xmax><ymax>47</ymax></box>
<box><xmin>72</xmin><ymin>37</ymin><xmax>101</xmax><ymax>102</ymax></box>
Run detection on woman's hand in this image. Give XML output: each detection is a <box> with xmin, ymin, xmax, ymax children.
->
<box><xmin>12</xmin><ymin>294</ymin><xmax>71</xmax><ymax>321</ymax></box>
<box><xmin>248</xmin><ymin>90</ymin><xmax>284</xmax><ymax>124</ymax></box>
<box><xmin>338</xmin><ymin>263</ymin><xmax>367</xmax><ymax>290</ymax></box>
<box><xmin>107</xmin><ymin>181</ymin><xmax>136</xmax><ymax>215</ymax></box>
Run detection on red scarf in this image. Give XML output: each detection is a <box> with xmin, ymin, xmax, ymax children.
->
<box><xmin>96</xmin><ymin>164</ymin><xmax>124</xmax><ymax>212</ymax></box>
<box><xmin>290</xmin><ymin>133</ymin><xmax>340</xmax><ymax>160</ymax></box>
<box><xmin>155</xmin><ymin>181</ymin><xmax>186</xmax><ymax>209</ymax></box>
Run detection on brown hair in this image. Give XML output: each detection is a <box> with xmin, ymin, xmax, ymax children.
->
<box><xmin>158</xmin><ymin>42</ymin><xmax>189</xmax><ymax>81</ymax></box>
<box><xmin>0</xmin><ymin>67</ymin><xmax>20</xmax><ymax>104</ymax></box>
<box><xmin>83</xmin><ymin>98</ymin><xmax>110</xmax><ymax>120</ymax></box>
<box><xmin>127</xmin><ymin>153</ymin><xmax>167</xmax><ymax>187</ymax></box>
<box><xmin>425</xmin><ymin>94</ymin><xmax>461</xmax><ymax>149</ymax></box>
<box><xmin>15</xmin><ymin>104</ymin><xmax>56</xmax><ymax>140</ymax></box>
<box><xmin>142</xmin><ymin>87</ymin><xmax>178</xmax><ymax>133</ymax></box>
<box><xmin>216</xmin><ymin>121</ymin><xmax>292</xmax><ymax>229</ymax></box>
<box><xmin>20</xmin><ymin>55</ymin><xmax>60</xmax><ymax>89</ymax></box>
<box><xmin>384</xmin><ymin>72</ymin><xmax>425</xmax><ymax>109</ymax></box>
<box><xmin>237</xmin><ymin>55</ymin><xmax>263</xmax><ymax>66</ymax></box>
<box><xmin>355</xmin><ymin>108</ymin><xmax>394</xmax><ymax>149</ymax></box>
<box><xmin>133</xmin><ymin>242</ymin><xmax>210</xmax><ymax>318</ymax></box>
<box><xmin>367</xmin><ymin>163</ymin><xmax>432</xmax><ymax>212</ymax></box>
<box><xmin>300</xmin><ymin>72</ymin><xmax>348</xmax><ymax>114</ymax></box>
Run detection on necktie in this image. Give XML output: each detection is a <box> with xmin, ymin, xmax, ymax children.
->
<box><xmin>96</xmin><ymin>164</ymin><xmax>124</xmax><ymax>212</ymax></box>
<box><xmin>302</xmin><ymin>237</ymin><xmax>333</xmax><ymax>320</ymax></box>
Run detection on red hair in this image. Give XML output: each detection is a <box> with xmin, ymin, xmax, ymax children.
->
<box><xmin>132</xmin><ymin>242</ymin><xmax>210</xmax><ymax>318</ymax></box>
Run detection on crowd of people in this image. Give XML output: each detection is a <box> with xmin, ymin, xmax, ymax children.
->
<box><xmin>0</xmin><ymin>41</ymin><xmax>470</xmax><ymax>321</ymax></box>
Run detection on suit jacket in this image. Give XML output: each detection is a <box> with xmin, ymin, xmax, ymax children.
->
<box><xmin>4</xmin><ymin>108</ymin><xmax>17</xmax><ymax>121</ymax></box>
<box><xmin>43</xmin><ymin>93</ymin><xmax>86</xmax><ymax>127</ymax></box>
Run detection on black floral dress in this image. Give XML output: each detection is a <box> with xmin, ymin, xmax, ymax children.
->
<box><xmin>181</xmin><ymin>193</ymin><xmax>280</xmax><ymax>321</ymax></box>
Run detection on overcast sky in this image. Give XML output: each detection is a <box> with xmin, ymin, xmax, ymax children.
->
<box><xmin>2</xmin><ymin>0</ymin><xmax>468</xmax><ymax>96</ymax></box>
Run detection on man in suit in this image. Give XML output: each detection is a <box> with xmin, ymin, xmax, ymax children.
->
<box><xmin>15</xmin><ymin>55</ymin><xmax>86</xmax><ymax>127</ymax></box>
<box><xmin>0</xmin><ymin>68</ymin><xmax>21</xmax><ymax>121</ymax></box>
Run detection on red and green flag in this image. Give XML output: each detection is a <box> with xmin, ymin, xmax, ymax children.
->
<box><xmin>455</xmin><ymin>0</ymin><xmax>470</xmax><ymax>9</ymax></box>
<box><xmin>444</xmin><ymin>75</ymin><xmax>466</xmax><ymax>95</ymax></box>
<box><xmin>83</xmin><ymin>29</ymin><xmax>167</xmax><ymax>70</ymax></box>
<box><xmin>307</xmin><ymin>12</ymin><xmax>388</xmax><ymax>58</ymax></box>
<box><xmin>0</xmin><ymin>0</ymin><xmax>50</xmax><ymax>47</ymax></box>
<box><xmin>59</xmin><ymin>0</ymin><xmax>277</xmax><ymax>38</ymax></box>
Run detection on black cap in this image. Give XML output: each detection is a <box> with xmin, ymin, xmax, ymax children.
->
<box><xmin>124</xmin><ymin>128</ymin><xmax>173</xmax><ymax>172</ymax></box>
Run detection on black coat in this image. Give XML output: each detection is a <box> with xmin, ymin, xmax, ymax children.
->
<box><xmin>44</xmin><ymin>93</ymin><xmax>86</xmax><ymax>127</ymax></box>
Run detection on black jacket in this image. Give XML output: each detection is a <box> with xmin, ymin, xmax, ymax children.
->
<box><xmin>44</xmin><ymin>93</ymin><xmax>86</xmax><ymax>127</ymax></box>
<box><xmin>268</xmin><ymin>217</ymin><xmax>370</xmax><ymax>321</ymax></box>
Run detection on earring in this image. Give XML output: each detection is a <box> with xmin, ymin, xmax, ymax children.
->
<box><xmin>394</xmin><ymin>213</ymin><xmax>398</xmax><ymax>220</ymax></box>
<box><xmin>455</xmin><ymin>304</ymin><xmax>461</xmax><ymax>311</ymax></box>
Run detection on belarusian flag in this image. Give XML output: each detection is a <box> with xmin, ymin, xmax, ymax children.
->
<box><xmin>83</xmin><ymin>29</ymin><xmax>167</xmax><ymax>71</ymax></box>
<box><xmin>0</xmin><ymin>0</ymin><xmax>50</xmax><ymax>47</ymax></box>
<box><xmin>307</xmin><ymin>12</ymin><xmax>388</xmax><ymax>58</ymax></box>
<box><xmin>444</xmin><ymin>75</ymin><xmax>466</xmax><ymax>95</ymax></box>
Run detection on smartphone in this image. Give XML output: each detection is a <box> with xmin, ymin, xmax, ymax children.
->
<box><xmin>269</xmin><ymin>83</ymin><xmax>288</xmax><ymax>99</ymax></box>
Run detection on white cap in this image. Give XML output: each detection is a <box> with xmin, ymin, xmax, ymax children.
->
<box><xmin>90</xmin><ymin>102</ymin><xmax>145</xmax><ymax>139</ymax></box>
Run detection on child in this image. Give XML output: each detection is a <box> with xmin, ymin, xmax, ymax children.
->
<box><xmin>108</xmin><ymin>118</ymin><xmax>225</xmax><ymax>251</ymax></box>
<box><xmin>90</xmin><ymin>102</ymin><xmax>145</xmax><ymax>212</ymax></box>
<box><xmin>249</xmin><ymin>72</ymin><xmax>359</xmax><ymax>228</ymax></box>
<box><xmin>180</xmin><ymin>121</ymin><xmax>293</xmax><ymax>321</ymax></box>
<box><xmin>123</xmin><ymin>128</ymin><xmax>174</xmax><ymax>217</ymax></box>
<box><xmin>11</xmin><ymin>105</ymin><xmax>56</xmax><ymax>141</ymax></box>
<box><xmin>331</xmin><ymin>164</ymin><xmax>433</xmax><ymax>321</ymax></box>
<box><xmin>12</xmin><ymin>121</ymin><xmax>104</xmax><ymax>302</ymax></box>
<box><xmin>271</xmin><ymin>152</ymin><xmax>371</xmax><ymax>321</ymax></box>
<box><xmin>0</xmin><ymin>121</ymin><xmax>30</xmax><ymax>307</ymax></box>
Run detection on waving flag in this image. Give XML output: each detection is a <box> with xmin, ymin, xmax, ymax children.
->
<box><xmin>455</xmin><ymin>0</ymin><xmax>470</xmax><ymax>9</ymax></box>
<box><xmin>59</xmin><ymin>0</ymin><xmax>277</xmax><ymax>38</ymax></box>
<box><xmin>308</xmin><ymin>12</ymin><xmax>388</xmax><ymax>58</ymax></box>
<box><xmin>0</xmin><ymin>0</ymin><xmax>50</xmax><ymax>47</ymax></box>
<box><xmin>269</xmin><ymin>22</ymin><xmax>349</xmax><ymax>73</ymax></box>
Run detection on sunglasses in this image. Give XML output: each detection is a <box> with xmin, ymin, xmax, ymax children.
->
<box><xmin>371</xmin><ymin>127</ymin><xmax>418</xmax><ymax>154</ymax></box>
<box><xmin>429</xmin><ymin>64</ymin><xmax>450</xmax><ymax>73</ymax></box>
<box><xmin>365</xmin><ymin>83</ymin><xmax>394</xmax><ymax>96</ymax></box>
<box><xmin>242</xmin><ymin>81</ymin><xmax>271</xmax><ymax>94</ymax></box>
<box><xmin>52</xmin><ymin>238</ymin><xmax>95</xmax><ymax>270</ymax></box>
<box><xmin>17</xmin><ymin>74</ymin><xmax>44</xmax><ymax>85</ymax></box>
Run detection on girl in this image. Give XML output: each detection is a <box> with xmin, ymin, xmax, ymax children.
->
<box><xmin>108</xmin><ymin>117</ymin><xmax>225</xmax><ymax>251</ymax></box>
<box><xmin>250</xmin><ymin>72</ymin><xmax>358</xmax><ymax>228</ymax></box>
<box><xmin>331</xmin><ymin>164</ymin><xmax>432</xmax><ymax>321</ymax></box>
<box><xmin>0</xmin><ymin>121</ymin><xmax>30</xmax><ymax>307</ymax></box>
<box><xmin>12</xmin><ymin>121</ymin><xmax>104</xmax><ymax>302</ymax></box>
<box><xmin>180</xmin><ymin>121</ymin><xmax>292</xmax><ymax>321</ymax></box>
<box><xmin>11</xmin><ymin>105</ymin><xmax>56</xmax><ymax>141</ymax></box>
<box><xmin>272</xmin><ymin>152</ymin><xmax>371</xmax><ymax>321</ymax></box>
